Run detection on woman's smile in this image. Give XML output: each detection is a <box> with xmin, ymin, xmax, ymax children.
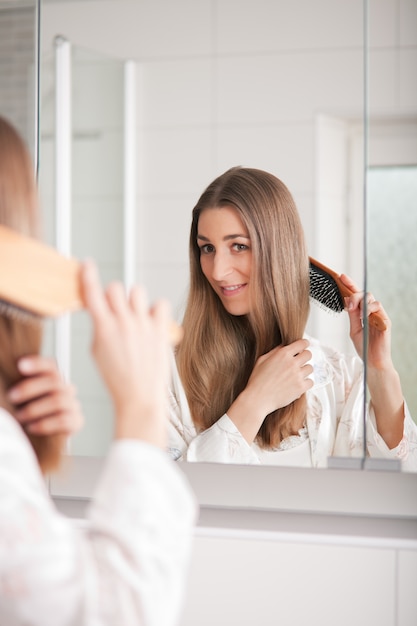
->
<box><xmin>220</xmin><ymin>283</ymin><xmax>247</xmax><ymax>296</ymax></box>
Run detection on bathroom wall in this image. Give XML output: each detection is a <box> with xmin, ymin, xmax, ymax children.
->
<box><xmin>0</xmin><ymin>1</ymin><xmax>37</xmax><ymax>153</ymax></box>
<box><xmin>39</xmin><ymin>0</ymin><xmax>417</xmax><ymax>309</ymax></box>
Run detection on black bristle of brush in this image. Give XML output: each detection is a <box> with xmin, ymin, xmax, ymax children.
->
<box><xmin>0</xmin><ymin>299</ymin><xmax>43</xmax><ymax>325</ymax></box>
<box><xmin>309</xmin><ymin>261</ymin><xmax>344</xmax><ymax>313</ymax></box>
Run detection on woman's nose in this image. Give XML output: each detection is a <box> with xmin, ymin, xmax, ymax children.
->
<box><xmin>212</xmin><ymin>251</ymin><xmax>232</xmax><ymax>281</ymax></box>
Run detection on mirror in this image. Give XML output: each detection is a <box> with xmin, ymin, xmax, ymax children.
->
<box><xmin>37</xmin><ymin>0</ymin><xmax>416</xmax><ymax>470</ymax></box>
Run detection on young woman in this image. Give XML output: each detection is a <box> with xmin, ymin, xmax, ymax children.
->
<box><xmin>0</xmin><ymin>115</ymin><xmax>196</xmax><ymax>625</ymax></box>
<box><xmin>169</xmin><ymin>166</ymin><xmax>417</xmax><ymax>470</ymax></box>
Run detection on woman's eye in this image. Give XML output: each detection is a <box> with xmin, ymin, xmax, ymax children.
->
<box><xmin>233</xmin><ymin>243</ymin><xmax>249</xmax><ymax>252</ymax></box>
<box><xmin>200</xmin><ymin>244</ymin><xmax>214</xmax><ymax>254</ymax></box>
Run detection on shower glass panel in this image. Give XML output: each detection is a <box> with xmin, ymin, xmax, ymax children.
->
<box><xmin>39</xmin><ymin>43</ymin><xmax>130</xmax><ymax>455</ymax></box>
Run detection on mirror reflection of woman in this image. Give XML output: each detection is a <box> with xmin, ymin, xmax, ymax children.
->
<box><xmin>169</xmin><ymin>166</ymin><xmax>417</xmax><ymax>470</ymax></box>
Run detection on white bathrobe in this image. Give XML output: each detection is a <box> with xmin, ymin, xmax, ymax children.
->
<box><xmin>168</xmin><ymin>336</ymin><xmax>417</xmax><ymax>471</ymax></box>
<box><xmin>0</xmin><ymin>407</ymin><xmax>197</xmax><ymax>626</ymax></box>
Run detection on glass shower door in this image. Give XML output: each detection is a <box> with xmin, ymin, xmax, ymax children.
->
<box><xmin>39</xmin><ymin>40</ymin><xmax>137</xmax><ymax>455</ymax></box>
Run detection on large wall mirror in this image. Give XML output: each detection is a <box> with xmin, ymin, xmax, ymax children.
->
<box><xmin>32</xmin><ymin>0</ymin><xmax>416</xmax><ymax>473</ymax></box>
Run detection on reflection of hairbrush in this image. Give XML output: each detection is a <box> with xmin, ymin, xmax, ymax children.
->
<box><xmin>309</xmin><ymin>257</ymin><xmax>387</xmax><ymax>331</ymax></box>
<box><xmin>0</xmin><ymin>224</ymin><xmax>183</xmax><ymax>343</ymax></box>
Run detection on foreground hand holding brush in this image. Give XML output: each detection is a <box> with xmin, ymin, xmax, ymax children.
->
<box><xmin>0</xmin><ymin>115</ymin><xmax>196</xmax><ymax>626</ymax></box>
<box><xmin>0</xmin><ymin>259</ymin><xmax>197</xmax><ymax>626</ymax></box>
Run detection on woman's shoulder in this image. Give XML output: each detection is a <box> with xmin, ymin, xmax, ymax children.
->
<box><xmin>303</xmin><ymin>333</ymin><xmax>337</xmax><ymax>360</ymax></box>
<box><xmin>304</xmin><ymin>333</ymin><xmax>352</xmax><ymax>361</ymax></box>
<box><xmin>304</xmin><ymin>333</ymin><xmax>362</xmax><ymax>385</ymax></box>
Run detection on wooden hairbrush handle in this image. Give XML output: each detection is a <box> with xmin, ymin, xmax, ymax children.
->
<box><xmin>337</xmin><ymin>282</ymin><xmax>387</xmax><ymax>331</ymax></box>
<box><xmin>0</xmin><ymin>224</ymin><xmax>183</xmax><ymax>344</ymax></box>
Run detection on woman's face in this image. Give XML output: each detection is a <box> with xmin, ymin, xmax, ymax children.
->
<box><xmin>197</xmin><ymin>206</ymin><xmax>252</xmax><ymax>316</ymax></box>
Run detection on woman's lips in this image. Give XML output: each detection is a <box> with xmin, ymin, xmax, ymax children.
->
<box><xmin>220</xmin><ymin>284</ymin><xmax>246</xmax><ymax>296</ymax></box>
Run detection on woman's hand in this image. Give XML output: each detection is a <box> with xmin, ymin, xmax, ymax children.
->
<box><xmin>340</xmin><ymin>273</ymin><xmax>404</xmax><ymax>448</ymax></box>
<box><xmin>81</xmin><ymin>259</ymin><xmax>172</xmax><ymax>448</ymax></box>
<box><xmin>246</xmin><ymin>339</ymin><xmax>313</xmax><ymax>414</ymax></box>
<box><xmin>227</xmin><ymin>338</ymin><xmax>314</xmax><ymax>443</ymax></box>
<box><xmin>7</xmin><ymin>356</ymin><xmax>83</xmax><ymax>437</ymax></box>
<box><xmin>340</xmin><ymin>273</ymin><xmax>391</xmax><ymax>368</ymax></box>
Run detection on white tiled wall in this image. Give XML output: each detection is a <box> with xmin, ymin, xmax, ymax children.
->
<box><xmin>0</xmin><ymin>3</ymin><xmax>37</xmax><ymax>154</ymax></box>
<box><xmin>39</xmin><ymin>0</ymin><xmax>416</xmax><ymax>454</ymax></box>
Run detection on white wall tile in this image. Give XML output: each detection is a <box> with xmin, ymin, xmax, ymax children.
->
<box><xmin>315</xmin><ymin>115</ymin><xmax>354</xmax><ymax>272</ymax></box>
<box><xmin>0</xmin><ymin>4</ymin><xmax>37</xmax><ymax>144</ymax></box>
<box><xmin>72</xmin><ymin>198</ymin><xmax>123</xmax><ymax>264</ymax></box>
<box><xmin>142</xmin><ymin>58</ymin><xmax>213</xmax><ymax>127</ymax></box>
<box><xmin>72</xmin><ymin>55</ymin><xmax>124</xmax><ymax>130</ymax></box>
<box><xmin>41</xmin><ymin>0</ymin><xmax>212</xmax><ymax>60</ymax></box>
<box><xmin>38</xmin><ymin>137</ymin><xmax>55</xmax><ymax>211</ymax></box>
<box><xmin>369</xmin><ymin>0</ymin><xmax>398</xmax><ymax>48</ymax></box>
<box><xmin>215</xmin><ymin>123</ymin><xmax>315</xmax><ymax>195</ymax></box>
<box><xmin>72</xmin><ymin>130</ymin><xmax>124</xmax><ymax>197</ymax></box>
<box><xmin>216</xmin><ymin>0</ymin><xmax>364</xmax><ymax>54</ymax></box>
<box><xmin>315</xmin><ymin>195</ymin><xmax>349</xmax><ymax>265</ymax></box>
<box><xmin>141</xmin><ymin>127</ymin><xmax>213</xmax><ymax>194</ymax></box>
<box><xmin>293</xmin><ymin>193</ymin><xmax>316</xmax><ymax>253</ymax></box>
<box><xmin>70</xmin><ymin>329</ymin><xmax>108</xmax><ymax>400</ymax></box>
<box><xmin>39</xmin><ymin>50</ymin><xmax>55</xmax><ymax>134</ymax></box>
<box><xmin>216</xmin><ymin>50</ymin><xmax>363</xmax><ymax>125</ymax></box>
<box><xmin>316</xmin><ymin>116</ymin><xmax>350</xmax><ymax>195</ymax></box>
<box><xmin>369</xmin><ymin>50</ymin><xmax>399</xmax><ymax>113</ymax></box>
<box><xmin>141</xmin><ymin>265</ymin><xmax>189</xmax><ymax>321</ymax></box>
<box><xmin>400</xmin><ymin>0</ymin><xmax>417</xmax><ymax>46</ymax></box>
<box><xmin>400</xmin><ymin>49</ymin><xmax>417</xmax><ymax>109</ymax></box>
<box><xmin>140</xmin><ymin>194</ymin><xmax>195</xmax><ymax>266</ymax></box>
<box><xmin>123</xmin><ymin>0</ymin><xmax>213</xmax><ymax>59</ymax></box>
<box><xmin>69</xmin><ymin>398</ymin><xmax>113</xmax><ymax>456</ymax></box>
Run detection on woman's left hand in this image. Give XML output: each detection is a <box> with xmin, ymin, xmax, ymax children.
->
<box><xmin>340</xmin><ymin>274</ymin><xmax>405</xmax><ymax>449</ymax></box>
<box><xmin>339</xmin><ymin>273</ymin><xmax>392</xmax><ymax>369</ymax></box>
<box><xmin>7</xmin><ymin>356</ymin><xmax>84</xmax><ymax>436</ymax></box>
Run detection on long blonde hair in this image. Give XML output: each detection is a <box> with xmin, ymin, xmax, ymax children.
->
<box><xmin>0</xmin><ymin>116</ymin><xmax>64</xmax><ymax>472</ymax></box>
<box><xmin>176</xmin><ymin>167</ymin><xmax>310</xmax><ymax>448</ymax></box>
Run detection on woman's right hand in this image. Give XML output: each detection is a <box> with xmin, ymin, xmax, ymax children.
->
<box><xmin>227</xmin><ymin>338</ymin><xmax>313</xmax><ymax>443</ymax></box>
<box><xmin>81</xmin><ymin>260</ymin><xmax>172</xmax><ymax>449</ymax></box>
<box><xmin>247</xmin><ymin>338</ymin><xmax>313</xmax><ymax>414</ymax></box>
<box><xmin>7</xmin><ymin>355</ymin><xmax>83</xmax><ymax>437</ymax></box>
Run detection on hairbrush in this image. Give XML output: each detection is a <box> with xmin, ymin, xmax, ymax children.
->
<box><xmin>0</xmin><ymin>224</ymin><xmax>183</xmax><ymax>343</ymax></box>
<box><xmin>309</xmin><ymin>257</ymin><xmax>387</xmax><ymax>331</ymax></box>
<box><xmin>0</xmin><ymin>223</ymin><xmax>83</xmax><ymax>319</ymax></box>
